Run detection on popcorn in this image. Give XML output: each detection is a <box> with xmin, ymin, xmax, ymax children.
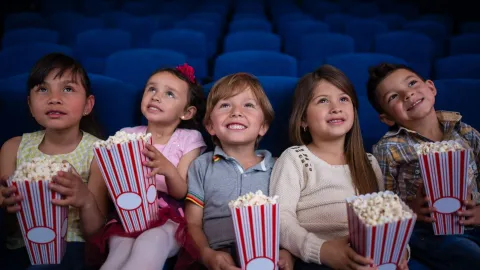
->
<box><xmin>349</xmin><ymin>192</ymin><xmax>412</xmax><ymax>226</ymax></box>
<box><xmin>415</xmin><ymin>140</ymin><xmax>464</xmax><ymax>155</ymax></box>
<box><xmin>229</xmin><ymin>190</ymin><xmax>278</xmax><ymax>208</ymax></box>
<box><xmin>229</xmin><ymin>190</ymin><xmax>280</xmax><ymax>269</ymax></box>
<box><xmin>11</xmin><ymin>157</ymin><xmax>70</xmax><ymax>182</ymax></box>
<box><xmin>93</xmin><ymin>131</ymin><xmax>152</xmax><ymax>149</ymax></box>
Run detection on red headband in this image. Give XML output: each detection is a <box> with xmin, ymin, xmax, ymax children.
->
<box><xmin>176</xmin><ymin>63</ymin><xmax>196</xmax><ymax>84</ymax></box>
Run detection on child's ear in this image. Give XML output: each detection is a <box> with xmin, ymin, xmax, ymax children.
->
<box><xmin>181</xmin><ymin>106</ymin><xmax>197</xmax><ymax>121</ymax></box>
<box><xmin>83</xmin><ymin>95</ymin><xmax>95</xmax><ymax>115</ymax></box>
<box><xmin>205</xmin><ymin>120</ymin><xmax>215</xmax><ymax>136</ymax></box>
<box><xmin>379</xmin><ymin>113</ymin><xmax>396</xmax><ymax>127</ymax></box>
<box><xmin>425</xmin><ymin>80</ymin><xmax>437</xmax><ymax>96</ymax></box>
<box><xmin>258</xmin><ymin>122</ymin><xmax>269</xmax><ymax>137</ymax></box>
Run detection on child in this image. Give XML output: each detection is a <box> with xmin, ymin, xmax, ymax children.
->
<box><xmin>269</xmin><ymin>65</ymin><xmax>409</xmax><ymax>270</ymax></box>
<box><xmin>367</xmin><ymin>63</ymin><xmax>480</xmax><ymax>270</ymax></box>
<box><xmin>179</xmin><ymin>73</ymin><xmax>294</xmax><ymax>270</ymax></box>
<box><xmin>94</xmin><ymin>63</ymin><xmax>207</xmax><ymax>270</ymax></box>
<box><xmin>0</xmin><ymin>53</ymin><xmax>106</xmax><ymax>270</ymax></box>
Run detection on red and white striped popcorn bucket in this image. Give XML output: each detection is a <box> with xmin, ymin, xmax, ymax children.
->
<box><xmin>417</xmin><ymin>149</ymin><xmax>470</xmax><ymax>235</ymax></box>
<box><xmin>346</xmin><ymin>192</ymin><xmax>416</xmax><ymax>270</ymax></box>
<box><xmin>7</xmin><ymin>179</ymin><xmax>69</xmax><ymax>265</ymax></box>
<box><xmin>94</xmin><ymin>137</ymin><xmax>158</xmax><ymax>233</ymax></box>
<box><xmin>230</xmin><ymin>204</ymin><xmax>280</xmax><ymax>270</ymax></box>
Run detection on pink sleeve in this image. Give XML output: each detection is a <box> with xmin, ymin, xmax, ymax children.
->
<box><xmin>180</xmin><ymin>129</ymin><xmax>206</xmax><ymax>155</ymax></box>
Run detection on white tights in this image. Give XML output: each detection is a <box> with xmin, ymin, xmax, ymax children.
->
<box><xmin>100</xmin><ymin>220</ymin><xmax>180</xmax><ymax>270</ymax></box>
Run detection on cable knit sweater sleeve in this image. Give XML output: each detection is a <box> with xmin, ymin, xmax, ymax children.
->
<box><xmin>269</xmin><ymin>148</ymin><xmax>325</xmax><ymax>264</ymax></box>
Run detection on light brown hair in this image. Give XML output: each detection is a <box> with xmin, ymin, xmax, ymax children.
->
<box><xmin>289</xmin><ymin>65</ymin><xmax>378</xmax><ymax>194</ymax></box>
<box><xmin>204</xmin><ymin>73</ymin><xmax>275</xmax><ymax>146</ymax></box>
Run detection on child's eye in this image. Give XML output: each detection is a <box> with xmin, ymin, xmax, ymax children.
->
<box><xmin>318</xmin><ymin>98</ymin><xmax>328</xmax><ymax>104</ymax></box>
<box><xmin>37</xmin><ymin>86</ymin><xmax>47</xmax><ymax>93</ymax></box>
<box><xmin>166</xmin><ymin>91</ymin><xmax>175</xmax><ymax>98</ymax></box>
<box><xmin>387</xmin><ymin>94</ymin><xmax>398</xmax><ymax>103</ymax></box>
<box><xmin>63</xmin><ymin>87</ymin><xmax>73</xmax><ymax>92</ymax></box>
<box><xmin>245</xmin><ymin>102</ymin><xmax>255</xmax><ymax>108</ymax></box>
<box><xmin>219</xmin><ymin>103</ymin><xmax>230</xmax><ymax>108</ymax></box>
<box><xmin>340</xmin><ymin>96</ymin><xmax>350</xmax><ymax>102</ymax></box>
<box><xmin>147</xmin><ymin>87</ymin><xmax>156</xmax><ymax>92</ymax></box>
<box><xmin>408</xmin><ymin>80</ymin><xmax>417</xmax><ymax>87</ymax></box>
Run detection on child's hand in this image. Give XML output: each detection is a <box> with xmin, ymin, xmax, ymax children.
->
<box><xmin>49</xmin><ymin>166</ymin><xmax>93</xmax><ymax>209</ymax></box>
<box><xmin>408</xmin><ymin>183</ymin><xmax>436</xmax><ymax>223</ymax></box>
<box><xmin>142</xmin><ymin>144</ymin><xmax>174</xmax><ymax>177</ymax></box>
<box><xmin>397</xmin><ymin>249</ymin><xmax>409</xmax><ymax>270</ymax></box>
<box><xmin>202</xmin><ymin>248</ymin><xmax>241</xmax><ymax>270</ymax></box>
<box><xmin>321</xmin><ymin>237</ymin><xmax>377</xmax><ymax>270</ymax></box>
<box><xmin>457</xmin><ymin>199</ymin><xmax>480</xmax><ymax>226</ymax></box>
<box><xmin>278</xmin><ymin>249</ymin><xmax>295</xmax><ymax>270</ymax></box>
<box><xmin>0</xmin><ymin>177</ymin><xmax>22</xmax><ymax>213</ymax></box>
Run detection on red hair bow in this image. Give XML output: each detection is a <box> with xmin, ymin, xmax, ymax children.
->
<box><xmin>176</xmin><ymin>63</ymin><xmax>196</xmax><ymax>84</ymax></box>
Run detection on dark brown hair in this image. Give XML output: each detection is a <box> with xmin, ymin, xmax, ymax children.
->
<box><xmin>367</xmin><ymin>63</ymin><xmax>425</xmax><ymax>114</ymax></box>
<box><xmin>290</xmin><ymin>65</ymin><xmax>378</xmax><ymax>194</ymax></box>
<box><xmin>27</xmin><ymin>53</ymin><xmax>103</xmax><ymax>139</ymax></box>
<box><xmin>204</xmin><ymin>73</ymin><xmax>274</xmax><ymax>147</ymax></box>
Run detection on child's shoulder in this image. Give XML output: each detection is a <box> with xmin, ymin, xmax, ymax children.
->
<box><xmin>0</xmin><ymin>136</ymin><xmax>22</xmax><ymax>154</ymax></box>
<box><xmin>192</xmin><ymin>150</ymin><xmax>215</xmax><ymax>165</ymax></box>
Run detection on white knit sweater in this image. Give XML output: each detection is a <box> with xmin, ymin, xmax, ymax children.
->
<box><xmin>269</xmin><ymin>145</ymin><xmax>384</xmax><ymax>265</ymax></box>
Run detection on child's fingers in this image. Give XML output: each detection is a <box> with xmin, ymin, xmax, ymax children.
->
<box><xmin>418</xmin><ymin>206</ymin><xmax>435</xmax><ymax>215</ymax></box>
<box><xmin>1</xmin><ymin>185</ymin><xmax>17</xmax><ymax>197</ymax></box>
<box><xmin>142</xmin><ymin>149</ymin><xmax>157</xmax><ymax>159</ymax></box>
<box><xmin>2</xmin><ymin>194</ymin><xmax>23</xmax><ymax>207</ymax></box>
<box><xmin>51</xmin><ymin>198</ymin><xmax>72</xmax><ymax>207</ymax></box>
<box><xmin>347</xmin><ymin>247</ymin><xmax>374</xmax><ymax>265</ymax></box>
<box><xmin>52</xmin><ymin>175</ymin><xmax>75</xmax><ymax>188</ymax></box>
<box><xmin>417</xmin><ymin>215</ymin><xmax>436</xmax><ymax>223</ymax></box>
<box><xmin>457</xmin><ymin>209</ymin><xmax>474</xmax><ymax>217</ymax></box>
<box><xmin>49</xmin><ymin>182</ymin><xmax>73</xmax><ymax>196</ymax></box>
<box><xmin>463</xmin><ymin>200</ymin><xmax>476</xmax><ymax>209</ymax></box>
<box><xmin>6</xmin><ymin>204</ymin><xmax>21</xmax><ymax>213</ymax></box>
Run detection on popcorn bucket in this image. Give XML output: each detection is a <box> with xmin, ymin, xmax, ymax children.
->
<box><xmin>230</xmin><ymin>204</ymin><xmax>280</xmax><ymax>270</ymax></box>
<box><xmin>94</xmin><ymin>137</ymin><xmax>158</xmax><ymax>233</ymax></box>
<box><xmin>417</xmin><ymin>148</ymin><xmax>470</xmax><ymax>235</ymax></box>
<box><xmin>7</xmin><ymin>179</ymin><xmax>69</xmax><ymax>265</ymax></box>
<box><xmin>346</xmin><ymin>192</ymin><xmax>416</xmax><ymax>270</ymax></box>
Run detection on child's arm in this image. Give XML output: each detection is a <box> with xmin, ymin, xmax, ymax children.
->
<box><xmin>185</xmin><ymin>157</ymin><xmax>240</xmax><ymax>269</ymax></box>
<box><xmin>142</xmin><ymin>144</ymin><xmax>201</xmax><ymax>199</ymax></box>
<box><xmin>0</xmin><ymin>137</ymin><xmax>23</xmax><ymax>212</ymax></box>
<box><xmin>458</xmin><ymin>122</ymin><xmax>480</xmax><ymax>203</ymax></box>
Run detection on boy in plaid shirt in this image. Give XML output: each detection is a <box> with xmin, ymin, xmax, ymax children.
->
<box><xmin>367</xmin><ymin>63</ymin><xmax>480</xmax><ymax>270</ymax></box>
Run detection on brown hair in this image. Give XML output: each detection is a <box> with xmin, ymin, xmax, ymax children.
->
<box><xmin>204</xmin><ymin>73</ymin><xmax>275</xmax><ymax>146</ymax></box>
<box><xmin>289</xmin><ymin>65</ymin><xmax>378</xmax><ymax>194</ymax></box>
<box><xmin>367</xmin><ymin>63</ymin><xmax>424</xmax><ymax>114</ymax></box>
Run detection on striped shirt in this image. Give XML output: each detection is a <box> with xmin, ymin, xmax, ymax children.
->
<box><xmin>7</xmin><ymin>130</ymin><xmax>98</xmax><ymax>249</ymax></box>
<box><xmin>372</xmin><ymin>111</ymin><xmax>480</xmax><ymax>203</ymax></box>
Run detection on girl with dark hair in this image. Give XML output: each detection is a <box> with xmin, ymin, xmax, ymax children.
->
<box><xmin>92</xmin><ymin>63</ymin><xmax>207</xmax><ymax>270</ymax></box>
<box><xmin>0</xmin><ymin>53</ymin><xmax>104</xmax><ymax>270</ymax></box>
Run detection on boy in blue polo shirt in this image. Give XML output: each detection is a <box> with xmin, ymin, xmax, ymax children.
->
<box><xmin>180</xmin><ymin>73</ymin><xmax>293</xmax><ymax>270</ymax></box>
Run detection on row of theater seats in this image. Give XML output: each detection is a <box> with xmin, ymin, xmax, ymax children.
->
<box><xmin>2</xmin><ymin>0</ymin><xmax>480</xmax><ymax>82</ymax></box>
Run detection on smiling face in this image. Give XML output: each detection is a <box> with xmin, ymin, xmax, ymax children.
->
<box><xmin>28</xmin><ymin>69</ymin><xmax>94</xmax><ymax>131</ymax></box>
<box><xmin>303</xmin><ymin>80</ymin><xmax>355</xmax><ymax>141</ymax></box>
<box><xmin>206</xmin><ymin>88</ymin><xmax>268</xmax><ymax>147</ymax></box>
<box><xmin>140</xmin><ymin>71</ymin><xmax>192</xmax><ymax>125</ymax></box>
<box><xmin>375</xmin><ymin>68</ymin><xmax>437</xmax><ymax>127</ymax></box>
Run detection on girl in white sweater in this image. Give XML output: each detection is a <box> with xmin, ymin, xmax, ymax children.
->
<box><xmin>269</xmin><ymin>65</ymin><xmax>408</xmax><ymax>270</ymax></box>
